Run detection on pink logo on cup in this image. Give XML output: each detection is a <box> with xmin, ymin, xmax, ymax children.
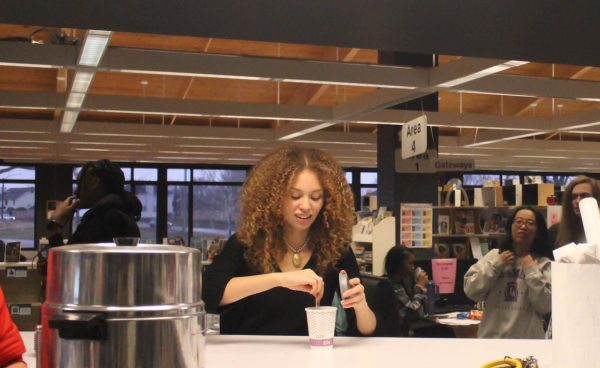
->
<box><xmin>310</xmin><ymin>338</ymin><xmax>333</xmax><ymax>347</ymax></box>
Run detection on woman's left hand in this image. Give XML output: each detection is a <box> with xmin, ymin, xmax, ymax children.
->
<box><xmin>340</xmin><ymin>277</ymin><xmax>368</xmax><ymax>310</ymax></box>
<box><xmin>520</xmin><ymin>255</ymin><xmax>535</xmax><ymax>268</ymax></box>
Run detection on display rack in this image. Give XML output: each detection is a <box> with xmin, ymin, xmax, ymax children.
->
<box><xmin>432</xmin><ymin>206</ymin><xmax>501</xmax><ymax>259</ymax></box>
<box><xmin>352</xmin><ymin>216</ymin><xmax>395</xmax><ymax>276</ymax></box>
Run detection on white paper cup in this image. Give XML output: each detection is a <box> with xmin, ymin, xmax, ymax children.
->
<box><xmin>305</xmin><ymin>306</ymin><xmax>337</xmax><ymax>348</ymax></box>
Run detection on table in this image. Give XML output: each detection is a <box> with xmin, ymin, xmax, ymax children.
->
<box><xmin>21</xmin><ymin>332</ymin><xmax>552</xmax><ymax>368</ymax></box>
<box><xmin>430</xmin><ymin>311</ymin><xmax>480</xmax><ymax>338</ymax></box>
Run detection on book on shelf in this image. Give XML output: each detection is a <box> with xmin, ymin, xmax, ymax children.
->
<box><xmin>452</xmin><ymin>243</ymin><xmax>469</xmax><ymax>259</ymax></box>
<box><xmin>464</xmin><ymin>210</ymin><xmax>475</xmax><ymax>234</ymax></box>
<box><xmin>482</xmin><ymin>212</ymin><xmax>507</xmax><ymax>234</ymax></box>
<box><xmin>5</xmin><ymin>241</ymin><xmax>21</xmax><ymax>263</ymax></box>
<box><xmin>434</xmin><ymin>243</ymin><xmax>450</xmax><ymax>258</ymax></box>
<box><xmin>438</xmin><ymin>215</ymin><xmax>450</xmax><ymax>235</ymax></box>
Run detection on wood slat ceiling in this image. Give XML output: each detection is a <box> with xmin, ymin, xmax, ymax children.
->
<box><xmin>0</xmin><ymin>23</ymin><xmax>599</xmax><ymax>171</ymax></box>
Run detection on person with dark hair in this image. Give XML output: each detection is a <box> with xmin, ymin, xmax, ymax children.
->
<box><xmin>203</xmin><ymin>146</ymin><xmax>376</xmax><ymax>336</ymax></box>
<box><xmin>47</xmin><ymin>159</ymin><xmax>142</xmax><ymax>245</ymax></box>
<box><xmin>383</xmin><ymin>245</ymin><xmax>429</xmax><ymax>336</ymax></box>
<box><xmin>464</xmin><ymin>206</ymin><xmax>552</xmax><ymax>339</ymax></box>
<box><xmin>0</xmin><ymin>286</ymin><xmax>27</xmax><ymax>368</ymax></box>
<box><xmin>548</xmin><ymin>175</ymin><xmax>600</xmax><ymax>248</ymax></box>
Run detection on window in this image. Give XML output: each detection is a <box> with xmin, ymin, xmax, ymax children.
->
<box><xmin>167</xmin><ymin>185</ymin><xmax>189</xmax><ymax>241</ymax></box>
<box><xmin>502</xmin><ymin>175</ymin><xmax>520</xmax><ymax>185</ymax></box>
<box><xmin>193</xmin><ymin>185</ymin><xmax>240</xmax><ymax>240</ymax></box>
<box><xmin>345</xmin><ymin>172</ymin><xmax>353</xmax><ymax>184</ymax></box>
<box><xmin>133</xmin><ymin>168</ymin><xmax>158</xmax><ymax>182</ymax></box>
<box><xmin>136</xmin><ymin>184</ymin><xmax>157</xmax><ymax>243</ymax></box>
<box><xmin>193</xmin><ymin>169</ymin><xmax>246</xmax><ymax>182</ymax></box>
<box><xmin>546</xmin><ymin>175</ymin><xmax>576</xmax><ymax>187</ymax></box>
<box><xmin>0</xmin><ymin>166</ymin><xmax>36</xmax><ymax>249</ymax></box>
<box><xmin>360</xmin><ymin>172</ymin><xmax>377</xmax><ymax>185</ymax></box>
<box><xmin>463</xmin><ymin>174</ymin><xmax>500</xmax><ymax>186</ymax></box>
<box><xmin>167</xmin><ymin>168</ymin><xmax>192</xmax><ymax>182</ymax></box>
<box><xmin>359</xmin><ymin>171</ymin><xmax>377</xmax><ymax>211</ymax></box>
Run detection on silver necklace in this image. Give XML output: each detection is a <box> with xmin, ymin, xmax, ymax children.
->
<box><xmin>284</xmin><ymin>237</ymin><xmax>309</xmax><ymax>268</ymax></box>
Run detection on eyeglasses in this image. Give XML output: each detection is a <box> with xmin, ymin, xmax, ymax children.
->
<box><xmin>513</xmin><ymin>218</ymin><xmax>537</xmax><ymax>228</ymax></box>
<box><xmin>571</xmin><ymin>192</ymin><xmax>592</xmax><ymax>201</ymax></box>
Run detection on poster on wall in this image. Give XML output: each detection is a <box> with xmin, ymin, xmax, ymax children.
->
<box><xmin>400</xmin><ymin>203</ymin><xmax>433</xmax><ymax>248</ymax></box>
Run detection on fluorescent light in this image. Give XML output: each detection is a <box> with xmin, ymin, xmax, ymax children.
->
<box><xmin>577</xmin><ymin>97</ymin><xmax>600</xmax><ymax>102</ymax></box>
<box><xmin>0</xmin><ymin>62</ymin><xmax>58</xmax><ymax>69</ymax></box>
<box><xmin>78</xmin><ymin>30</ymin><xmax>112</xmax><ymax>67</ymax></box>
<box><xmin>295</xmin><ymin>140</ymin><xmax>375</xmax><ymax>146</ymax></box>
<box><xmin>79</xmin><ymin>133</ymin><xmax>170</xmax><ymax>138</ymax></box>
<box><xmin>72</xmin><ymin>148</ymin><xmax>110</xmax><ymax>152</ymax></box>
<box><xmin>439</xmin><ymin>152</ymin><xmax>492</xmax><ymax>157</ymax></box>
<box><xmin>177</xmin><ymin>144</ymin><xmax>252</xmax><ymax>149</ymax></box>
<box><xmin>71</xmin><ymin>71</ymin><xmax>94</xmax><ymax>93</ymax></box>
<box><xmin>280</xmin><ymin>78</ymin><xmax>416</xmax><ymax>89</ymax></box>
<box><xmin>69</xmin><ymin>141</ymin><xmax>146</xmax><ymax>146</ymax></box>
<box><xmin>0</xmin><ymin>139</ymin><xmax>56</xmax><ymax>144</ymax></box>
<box><xmin>463</xmin><ymin>131</ymin><xmax>544</xmax><ymax>147</ymax></box>
<box><xmin>278</xmin><ymin>122</ymin><xmax>337</xmax><ymax>141</ymax></box>
<box><xmin>437</xmin><ymin>60</ymin><xmax>529</xmax><ymax>88</ymax></box>
<box><xmin>119</xmin><ymin>69</ymin><xmax>272</xmax><ymax>81</ymax></box>
<box><xmin>181</xmin><ymin>136</ymin><xmax>265</xmax><ymax>142</ymax></box>
<box><xmin>154</xmin><ymin>156</ymin><xmax>220</xmax><ymax>160</ymax></box>
<box><xmin>0</xmin><ymin>130</ymin><xmax>49</xmax><ymax>134</ymax></box>
<box><xmin>514</xmin><ymin>155</ymin><xmax>569</xmax><ymax>159</ymax></box>
<box><xmin>157</xmin><ymin>151</ymin><xmax>219</xmax><ymax>155</ymax></box>
<box><xmin>0</xmin><ymin>146</ymin><xmax>45</xmax><ymax>150</ymax></box>
<box><xmin>66</xmin><ymin>92</ymin><xmax>86</xmax><ymax>109</ymax></box>
<box><xmin>61</xmin><ymin>110</ymin><xmax>80</xmax><ymax>133</ymax></box>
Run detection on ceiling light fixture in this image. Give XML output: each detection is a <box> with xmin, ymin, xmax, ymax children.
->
<box><xmin>61</xmin><ymin>30</ymin><xmax>112</xmax><ymax>133</ymax></box>
<box><xmin>278</xmin><ymin>122</ymin><xmax>337</xmax><ymax>141</ymax></box>
<box><xmin>437</xmin><ymin>60</ymin><xmax>529</xmax><ymax>88</ymax></box>
<box><xmin>78</xmin><ymin>30</ymin><xmax>112</xmax><ymax>67</ymax></box>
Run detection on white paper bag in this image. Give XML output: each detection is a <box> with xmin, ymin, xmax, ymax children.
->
<box><xmin>552</xmin><ymin>263</ymin><xmax>600</xmax><ymax>367</ymax></box>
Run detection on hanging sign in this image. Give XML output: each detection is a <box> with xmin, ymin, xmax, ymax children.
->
<box><xmin>400</xmin><ymin>114</ymin><xmax>428</xmax><ymax>159</ymax></box>
<box><xmin>395</xmin><ymin>148</ymin><xmax>437</xmax><ymax>173</ymax></box>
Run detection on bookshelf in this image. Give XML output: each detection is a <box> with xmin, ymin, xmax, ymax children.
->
<box><xmin>433</xmin><ymin>206</ymin><xmax>501</xmax><ymax>259</ymax></box>
<box><xmin>352</xmin><ymin>216</ymin><xmax>395</xmax><ymax>276</ymax></box>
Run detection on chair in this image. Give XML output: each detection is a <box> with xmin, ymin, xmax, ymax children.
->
<box><xmin>361</xmin><ymin>273</ymin><xmax>402</xmax><ymax>337</ymax></box>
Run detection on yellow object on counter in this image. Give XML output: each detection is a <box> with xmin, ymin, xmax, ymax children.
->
<box><xmin>480</xmin><ymin>357</ymin><xmax>522</xmax><ymax>368</ymax></box>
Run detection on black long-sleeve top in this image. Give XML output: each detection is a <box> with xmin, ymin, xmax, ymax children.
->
<box><xmin>202</xmin><ymin>234</ymin><xmax>361</xmax><ymax>336</ymax></box>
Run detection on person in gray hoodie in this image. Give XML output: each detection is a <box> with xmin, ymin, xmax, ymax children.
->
<box><xmin>464</xmin><ymin>206</ymin><xmax>553</xmax><ymax>339</ymax></box>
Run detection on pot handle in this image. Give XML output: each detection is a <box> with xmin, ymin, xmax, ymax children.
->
<box><xmin>49</xmin><ymin>312</ymin><xmax>107</xmax><ymax>340</ymax></box>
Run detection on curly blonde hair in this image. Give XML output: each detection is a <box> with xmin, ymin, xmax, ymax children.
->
<box><xmin>237</xmin><ymin>146</ymin><xmax>355</xmax><ymax>274</ymax></box>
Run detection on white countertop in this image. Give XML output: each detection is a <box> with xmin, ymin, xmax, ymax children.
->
<box><xmin>21</xmin><ymin>332</ymin><xmax>552</xmax><ymax>368</ymax></box>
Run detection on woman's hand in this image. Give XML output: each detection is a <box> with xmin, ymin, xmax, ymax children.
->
<box><xmin>520</xmin><ymin>255</ymin><xmax>535</xmax><ymax>268</ymax></box>
<box><xmin>499</xmin><ymin>250</ymin><xmax>515</xmax><ymax>265</ymax></box>
<box><xmin>51</xmin><ymin>195</ymin><xmax>79</xmax><ymax>225</ymax></box>
<box><xmin>276</xmin><ymin>269</ymin><xmax>324</xmax><ymax>302</ymax></box>
<box><xmin>340</xmin><ymin>276</ymin><xmax>377</xmax><ymax>335</ymax></box>
<box><xmin>340</xmin><ymin>277</ymin><xmax>368</xmax><ymax>310</ymax></box>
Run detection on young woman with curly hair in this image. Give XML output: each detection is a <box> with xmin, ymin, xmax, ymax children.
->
<box><xmin>203</xmin><ymin>146</ymin><xmax>376</xmax><ymax>336</ymax></box>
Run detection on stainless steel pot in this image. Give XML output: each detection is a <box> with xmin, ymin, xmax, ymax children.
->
<box><xmin>40</xmin><ymin>244</ymin><xmax>205</xmax><ymax>368</ymax></box>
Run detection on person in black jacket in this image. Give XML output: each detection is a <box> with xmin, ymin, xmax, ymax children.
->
<box><xmin>203</xmin><ymin>146</ymin><xmax>376</xmax><ymax>336</ymax></box>
<box><xmin>47</xmin><ymin>159</ymin><xmax>142</xmax><ymax>246</ymax></box>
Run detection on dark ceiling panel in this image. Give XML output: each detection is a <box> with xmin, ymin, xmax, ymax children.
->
<box><xmin>1</xmin><ymin>0</ymin><xmax>599</xmax><ymax>66</ymax></box>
